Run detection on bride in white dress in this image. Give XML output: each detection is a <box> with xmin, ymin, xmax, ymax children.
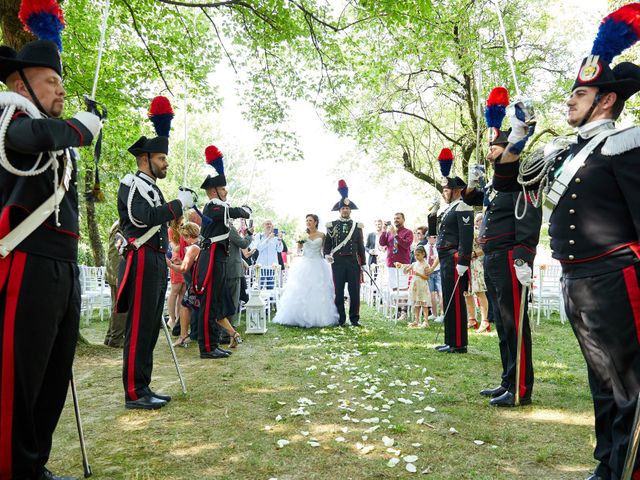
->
<box><xmin>273</xmin><ymin>214</ymin><xmax>339</xmax><ymax>328</ymax></box>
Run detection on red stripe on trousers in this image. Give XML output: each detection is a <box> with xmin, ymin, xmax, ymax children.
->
<box><xmin>453</xmin><ymin>253</ymin><xmax>461</xmax><ymax>347</ymax></box>
<box><xmin>202</xmin><ymin>246</ymin><xmax>217</xmax><ymax>353</ymax></box>
<box><xmin>622</xmin><ymin>264</ymin><xmax>640</xmax><ymax>344</ymax></box>
<box><xmin>126</xmin><ymin>248</ymin><xmax>146</xmax><ymax>401</ymax></box>
<box><xmin>115</xmin><ymin>250</ymin><xmax>134</xmax><ymax>314</ymax></box>
<box><xmin>508</xmin><ymin>250</ymin><xmax>527</xmax><ymax>398</ymax></box>
<box><xmin>0</xmin><ymin>251</ymin><xmax>27</xmax><ymax>478</ymax></box>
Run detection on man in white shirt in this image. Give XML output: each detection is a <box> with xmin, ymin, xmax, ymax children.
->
<box><xmin>251</xmin><ymin>219</ymin><xmax>283</xmax><ymax>267</ymax></box>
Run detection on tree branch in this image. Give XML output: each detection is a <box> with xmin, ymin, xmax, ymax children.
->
<box><xmin>379</xmin><ymin>109</ymin><xmax>460</xmax><ymax>146</ymax></box>
<box><xmin>200</xmin><ymin>7</ymin><xmax>238</xmax><ymax>74</ymax></box>
<box><xmin>122</xmin><ymin>0</ymin><xmax>173</xmax><ymax>96</ymax></box>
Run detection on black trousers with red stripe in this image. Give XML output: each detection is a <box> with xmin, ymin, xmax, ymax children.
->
<box><xmin>0</xmin><ymin>252</ymin><xmax>79</xmax><ymax>480</ymax></box>
<box><xmin>483</xmin><ymin>250</ymin><xmax>533</xmax><ymax>399</ymax></box>
<box><xmin>440</xmin><ymin>252</ymin><xmax>468</xmax><ymax>348</ymax></box>
<box><xmin>562</xmin><ymin>263</ymin><xmax>640</xmax><ymax>479</ymax></box>
<box><xmin>198</xmin><ymin>259</ymin><xmax>234</xmax><ymax>354</ymax></box>
<box><xmin>120</xmin><ymin>248</ymin><xmax>167</xmax><ymax>402</ymax></box>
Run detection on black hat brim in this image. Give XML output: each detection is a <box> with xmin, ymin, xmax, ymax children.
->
<box><xmin>0</xmin><ymin>41</ymin><xmax>62</xmax><ymax>84</ymax></box>
<box><xmin>127</xmin><ymin>136</ymin><xmax>169</xmax><ymax>157</ymax></box>
<box><xmin>443</xmin><ymin>176</ymin><xmax>466</xmax><ymax>189</ymax></box>
<box><xmin>332</xmin><ymin>199</ymin><xmax>358</xmax><ymax>211</ymax></box>
<box><xmin>201</xmin><ymin>174</ymin><xmax>226</xmax><ymax>189</ymax></box>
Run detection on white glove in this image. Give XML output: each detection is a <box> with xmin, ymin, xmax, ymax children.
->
<box><xmin>73</xmin><ymin>111</ymin><xmax>102</xmax><ymax>139</ymax></box>
<box><xmin>177</xmin><ymin>190</ymin><xmax>195</xmax><ymax>209</ymax></box>
<box><xmin>514</xmin><ymin>262</ymin><xmax>534</xmax><ymax>286</ymax></box>
<box><xmin>456</xmin><ymin>264</ymin><xmax>468</xmax><ymax>276</ymax></box>
<box><xmin>325</xmin><ymin>255</ymin><xmax>334</xmax><ymax>264</ymax></box>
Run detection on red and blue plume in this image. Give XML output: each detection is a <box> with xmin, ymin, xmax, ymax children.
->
<box><xmin>205</xmin><ymin>145</ymin><xmax>224</xmax><ymax>175</ymax></box>
<box><xmin>148</xmin><ymin>96</ymin><xmax>174</xmax><ymax>137</ymax></box>
<box><xmin>338</xmin><ymin>179</ymin><xmax>349</xmax><ymax>198</ymax></box>
<box><xmin>592</xmin><ymin>3</ymin><xmax>640</xmax><ymax>64</ymax></box>
<box><xmin>484</xmin><ymin>87</ymin><xmax>509</xmax><ymax>129</ymax></box>
<box><xmin>438</xmin><ymin>148</ymin><xmax>454</xmax><ymax>177</ymax></box>
<box><xmin>18</xmin><ymin>0</ymin><xmax>65</xmax><ymax>51</ymax></box>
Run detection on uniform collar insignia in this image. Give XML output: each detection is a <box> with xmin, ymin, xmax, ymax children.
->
<box><xmin>577</xmin><ymin>119</ymin><xmax>615</xmax><ymax>140</ymax></box>
<box><xmin>136</xmin><ymin>171</ymin><xmax>156</xmax><ymax>184</ymax></box>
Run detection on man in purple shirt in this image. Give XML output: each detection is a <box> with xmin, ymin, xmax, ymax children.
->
<box><xmin>379</xmin><ymin>213</ymin><xmax>414</xmax><ymax>292</ymax></box>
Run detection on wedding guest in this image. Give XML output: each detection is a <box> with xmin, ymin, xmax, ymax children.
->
<box><xmin>395</xmin><ymin>245</ymin><xmax>431</xmax><ymax>327</ymax></box>
<box><xmin>251</xmin><ymin>219</ymin><xmax>283</xmax><ymax>267</ymax></box>
<box><xmin>228</xmin><ymin>221</ymin><xmax>253</xmax><ymax>328</ymax></box>
<box><xmin>167</xmin><ymin>217</ymin><xmax>186</xmax><ymax>331</ymax></box>
<box><xmin>465</xmin><ymin>213</ymin><xmax>490</xmax><ymax>332</ymax></box>
<box><xmin>366</xmin><ymin>219</ymin><xmax>386</xmax><ymax>266</ymax></box>
<box><xmin>410</xmin><ymin>226</ymin><xmax>428</xmax><ymax>262</ymax></box>
<box><xmin>166</xmin><ymin>222</ymin><xmax>201</xmax><ymax>347</ymax></box>
<box><xmin>426</xmin><ymin>235</ymin><xmax>442</xmax><ymax>319</ymax></box>
<box><xmin>379</xmin><ymin>212</ymin><xmax>414</xmax><ymax>289</ymax></box>
<box><xmin>104</xmin><ymin>221</ymin><xmax>127</xmax><ymax>348</ymax></box>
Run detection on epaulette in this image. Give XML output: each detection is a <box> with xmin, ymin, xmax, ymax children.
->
<box><xmin>357</xmin><ymin>222</ymin><xmax>364</xmax><ymax>229</ymax></box>
<box><xmin>457</xmin><ymin>201</ymin><xmax>473</xmax><ymax>212</ymax></box>
<box><xmin>120</xmin><ymin>173</ymin><xmax>135</xmax><ymax>187</ymax></box>
<box><xmin>601</xmin><ymin>126</ymin><xmax>640</xmax><ymax>156</ymax></box>
<box><xmin>326</xmin><ymin>221</ymin><xmax>334</xmax><ymax>228</ymax></box>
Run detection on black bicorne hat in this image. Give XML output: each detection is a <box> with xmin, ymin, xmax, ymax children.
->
<box><xmin>200</xmin><ymin>145</ymin><xmax>227</xmax><ymax>189</ymax></box>
<box><xmin>489</xmin><ymin>128</ymin><xmax>510</xmax><ymax>147</ymax></box>
<box><xmin>573</xmin><ymin>57</ymin><xmax>640</xmax><ymax>101</ymax></box>
<box><xmin>332</xmin><ymin>179</ymin><xmax>358</xmax><ymax>211</ymax></box>
<box><xmin>200</xmin><ymin>174</ymin><xmax>227</xmax><ymax>190</ymax></box>
<box><xmin>0</xmin><ymin>40</ymin><xmax>62</xmax><ymax>84</ymax></box>
<box><xmin>441</xmin><ymin>176</ymin><xmax>466</xmax><ymax>189</ymax></box>
<box><xmin>127</xmin><ymin>136</ymin><xmax>169</xmax><ymax>157</ymax></box>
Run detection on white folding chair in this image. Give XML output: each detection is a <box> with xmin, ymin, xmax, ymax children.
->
<box><xmin>386</xmin><ymin>268</ymin><xmax>410</xmax><ymax>321</ymax></box>
<box><xmin>532</xmin><ymin>263</ymin><xmax>565</xmax><ymax>325</ymax></box>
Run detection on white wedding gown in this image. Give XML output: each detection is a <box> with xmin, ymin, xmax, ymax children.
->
<box><xmin>273</xmin><ymin>237</ymin><xmax>340</xmax><ymax>328</ymax></box>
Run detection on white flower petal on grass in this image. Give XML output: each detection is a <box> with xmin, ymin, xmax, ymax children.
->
<box><xmin>404</xmin><ymin>455</ymin><xmax>418</xmax><ymax>463</ymax></box>
<box><xmin>382</xmin><ymin>436</ymin><xmax>395</xmax><ymax>447</ymax></box>
<box><xmin>314</xmin><ymin>390</ymin><xmax>328</xmax><ymax>395</ymax></box>
<box><xmin>340</xmin><ymin>427</ymin><xmax>349</xmax><ymax>433</ymax></box>
<box><xmin>422</xmin><ymin>467</ymin><xmax>432</xmax><ymax>474</ymax></box>
<box><xmin>449</xmin><ymin>427</ymin><xmax>458</xmax><ymax>434</ymax></box>
<box><xmin>416</xmin><ymin>418</ymin><xmax>425</xmax><ymax>425</ymax></box>
<box><xmin>387</xmin><ymin>448</ymin><xmax>401</xmax><ymax>455</ymax></box>
<box><xmin>335</xmin><ymin>436</ymin><xmax>346</xmax><ymax>443</ymax></box>
<box><xmin>307</xmin><ymin>441</ymin><xmax>320</xmax><ymax>447</ymax></box>
<box><xmin>342</xmin><ymin>414</ymin><xmax>351</xmax><ymax>421</ymax></box>
<box><xmin>264</xmin><ymin>425</ymin><xmax>272</xmax><ymax>431</ymax></box>
<box><xmin>362</xmin><ymin>417</ymin><xmax>380</xmax><ymax>423</ymax></box>
<box><xmin>387</xmin><ymin>458</ymin><xmax>400</xmax><ymax>468</ymax></box>
<box><xmin>398</xmin><ymin>398</ymin><xmax>414</xmax><ymax>405</ymax></box>
<box><xmin>361</xmin><ymin>435</ymin><xmax>368</xmax><ymax>441</ymax></box>
<box><xmin>277</xmin><ymin>401</ymin><xmax>287</xmax><ymax>405</ymax></box>
<box><xmin>412</xmin><ymin>443</ymin><xmax>422</xmax><ymax>448</ymax></box>
<box><xmin>355</xmin><ymin>442</ymin><xmax>364</xmax><ymax>450</ymax></box>
<box><xmin>406</xmin><ymin>463</ymin><xmax>417</xmax><ymax>473</ymax></box>
<box><xmin>275</xmin><ymin>415</ymin><xmax>283</xmax><ymax>422</ymax></box>
<box><xmin>410</xmin><ymin>381</ymin><xmax>420</xmax><ymax>386</ymax></box>
<box><xmin>301</xmin><ymin>431</ymin><xmax>309</xmax><ymax>436</ymax></box>
<box><xmin>474</xmin><ymin>440</ymin><xmax>485</xmax><ymax>446</ymax></box>
<box><xmin>424</xmin><ymin>406</ymin><xmax>436</xmax><ymax>413</ymax></box>
<box><xmin>360</xmin><ymin>445</ymin><xmax>375</xmax><ymax>454</ymax></box>
<box><xmin>276</xmin><ymin>439</ymin><xmax>290</xmax><ymax>449</ymax></box>
<box><xmin>365</xmin><ymin>425</ymin><xmax>380</xmax><ymax>433</ymax></box>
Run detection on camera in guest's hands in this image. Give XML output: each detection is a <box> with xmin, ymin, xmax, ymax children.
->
<box><xmin>274</xmin><ymin>228</ymin><xmax>279</xmax><ymax>235</ymax></box>
<box><xmin>384</xmin><ymin>221</ymin><xmax>392</xmax><ymax>227</ymax></box>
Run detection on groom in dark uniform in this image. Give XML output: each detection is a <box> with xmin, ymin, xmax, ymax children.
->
<box><xmin>324</xmin><ymin>180</ymin><xmax>366</xmax><ymax>326</ymax></box>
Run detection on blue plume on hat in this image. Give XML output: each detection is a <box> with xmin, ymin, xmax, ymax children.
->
<box><xmin>591</xmin><ymin>3</ymin><xmax>640</xmax><ymax>64</ymax></box>
<box><xmin>18</xmin><ymin>0</ymin><xmax>66</xmax><ymax>51</ymax></box>
<box><xmin>338</xmin><ymin>179</ymin><xmax>348</xmax><ymax>198</ymax></box>
<box><xmin>484</xmin><ymin>87</ymin><xmax>509</xmax><ymax>129</ymax></box>
<box><xmin>148</xmin><ymin>96</ymin><xmax>174</xmax><ymax>137</ymax></box>
<box><xmin>205</xmin><ymin>145</ymin><xmax>224</xmax><ymax>175</ymax></box>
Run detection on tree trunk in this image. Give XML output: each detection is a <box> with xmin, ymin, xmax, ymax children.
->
<box><xmin>0</xmin><ymin>0</ymin><xmax>35</xmax><ymax>48</ymax></box>
<box><xmin>84</xmin><ymin>169</ymin><xmax>105</xmax><ymax>266</ymax></box>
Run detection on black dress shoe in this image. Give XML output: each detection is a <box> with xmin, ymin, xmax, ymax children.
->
<box><xmin>435</xmin><ymin>344</ymin><xmax>449</xmax><ymax>351</ymax></box>
<box><xmin>351</xmin><ymin>322</ymin><xmax>362</xmax><ymax>327</ymax></box>
<box><xmin>125</xmin><ymin>395</ymin><xmax>167</xmax><ymax>410</ymax></box>
<box><xmin>439</xmin><ymin>345</ymin><xmax>467</xmax><ymax>353</ymax></box>
<box><xmin>338</xmin><ymin>322</ymin><xmax>347</xmax><ymax>327</ymax></box>
<box><xmin>489</xmin><ymin>391</ymin><xmax>532</xmax><ymax>407</ymax></box>
<box><xmin>200</xmin><ymin>349</ymin><xmax>230</xmax><ymax>359</ymax></box>
<box><xmin>41</xmin><ymin>468</ymin><xmax>78</xmax><ymax>480</ymax></box>
<box><xmin>480</xmin><ymin>386</ymin><xmax>507</xmax><ymax>398</ymax></box>
<box><xmin>150</xmin><ymin>391</ymin><xmax>171</xmax><ymax>402</ymax></box>
<box><xmin>218</xmin><ymin>347</ymin><xmax>233</xmax><ymax>355</ymax></box>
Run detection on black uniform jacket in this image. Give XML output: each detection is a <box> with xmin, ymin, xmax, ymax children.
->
<box><xmin>324</xmin><ymin>219</ymin><xmax>366</xmax><ymax>265</ymax></box>
<box><xmin>193</xmin><ymin>201</ymin><xmax>250</xmax><ymax>293</ymax></box>
<box><xmin>1</xmin><ymin>108</ymin><xmax>94</xmax><ymax>261</ymax></box>
<box><xmin>435</xmin><ymin>199</ymin><xmax>474</xmax><ymax>267</ymax></box>
<box><xmin>117</xmin><ymin>171</ymin><xmax>182</xmax><ymax>253</ymax></box>
<box><xmin>536</xmin><ymin>127</ymin><xmax>640</xmax><ymax>277</ymax></box>
<box><xmin>463</xmin><ymin>179</ymin><xmax>542</xmax><ymax>266</ymax></box>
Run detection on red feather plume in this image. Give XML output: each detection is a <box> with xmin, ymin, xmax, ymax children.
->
<box><xmin>338</xmin><ymin>179</ymin><xmax>347</xmax><ymax>189</ymax></box>
<box><xmin>205</xmin><ymin>145</ymin><xmax>223</xmax><ymax>165</ymax></box>
<box><xmin>18</xmin><ymin>0</ymin><xmax>64</xmax><ymax>27</ymax></box>
<box><xmin>486</xmin><ymin>87</ymin><xmax>509</xmax><ymax>107</ymax></box>
<box><xmin>437</xmin><ymin>148</ymin><xmax>453</xmax><ymax>161</ymax></box>
<box><xmin>148</xmin><ymin>96</ymin><xmax>174</xmax><ymax>116</ymax></box>
<box><xmin>608</xmin><ymin>3</ymin><xmax>640</xmax><ymax>38</ymax></box>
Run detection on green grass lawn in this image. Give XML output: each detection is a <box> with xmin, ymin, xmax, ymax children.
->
<box><xmin>49</xmin><ymin>306</ymin><xmax>595</xmax><ymax>479</ymax></box>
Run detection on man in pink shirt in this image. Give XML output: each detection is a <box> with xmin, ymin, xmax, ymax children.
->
<box><xmin>379</xmin><ymin>212</ymin><xmax>414</xmax><ymax>292</ymax></box>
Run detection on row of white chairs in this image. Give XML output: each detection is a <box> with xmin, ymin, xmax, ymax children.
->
<box><xmin>79</xmin><ymin>265</ymin><xmax>111</xmax><ymax>323</ymax></box>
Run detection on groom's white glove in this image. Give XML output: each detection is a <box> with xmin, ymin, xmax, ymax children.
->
<box><xmin>514</xmin><ymin>260</ymin><xmax>534</xmax><ymax>286</ymax></box>
<box><xmin>456</xmin><ymin>264</ymin><xmax>468</xmax><ymax>277</ymax></box>
<box><xmin>325</xmin><ymin>255</ymin><xmax>334</xmax><ymax>264</ymax></box>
